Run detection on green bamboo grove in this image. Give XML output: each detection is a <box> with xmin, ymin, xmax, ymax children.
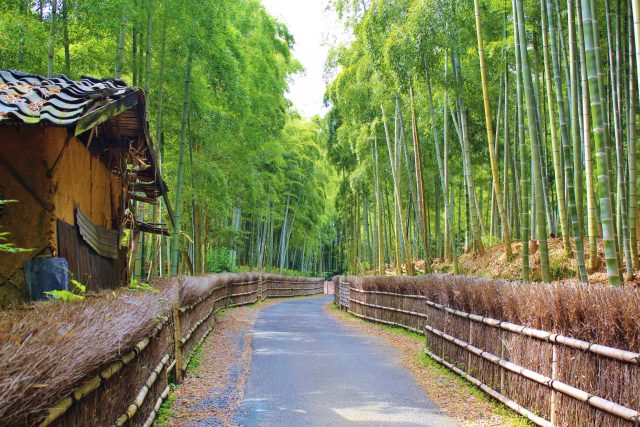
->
<box><xmin>0</xmin><ymin>0</ymin><xmax>339</xmax><ymax>279</ymax></box>
<box><xmin>5</xmin><ymin>0</ymin><xmax>640</xmax><ymax>286</ymax></box>
<box><xmin>326</xmin><ymin>0</ymin><xmax>640</xmax><ymax>285</ymax></box>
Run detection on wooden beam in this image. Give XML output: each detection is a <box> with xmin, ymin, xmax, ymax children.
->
<box><xmin>74</xmin><ymin>90</ymin><xmax>139</xmax><ymax>136</ymax></box>
<box><xmin>47</xmin><ymin>133</ymin><xmax>75</xmax><ymax>178</ymax></box>
<box><xmin>0</xmin><ymin>153</ymin><xmax>54</xmax><ymax>212</ymax></box>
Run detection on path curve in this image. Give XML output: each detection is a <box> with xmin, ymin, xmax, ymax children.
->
<box><xmin>235</xmin><ymin>296</ymin><xmax>457</xmax><ymax>426</ymax></box>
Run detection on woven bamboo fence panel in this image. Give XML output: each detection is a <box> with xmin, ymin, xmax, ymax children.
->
<box><xmin>345</xmin><ymin>280</ymin><xmax>640</xmax><ymax>427</ymax></box>
<box><xmin>263</xmin><ymin>276</ymin><xmax>324</xmax><ymax>298</ymax></box>
<box><xmin>13</xmin><ymin>273</ymin><xmax>323</xmax><ymax>427</ymax></box>
<box><xmin>339</xmin><ymin>281</ymin><xmax>350</xmax><ymax>308</ymax></box>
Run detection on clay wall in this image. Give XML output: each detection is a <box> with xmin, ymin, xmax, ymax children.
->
<box><xmin>0</xmin><ymin>126</ymin><xmax>124</xmax><ymax>305</ymax></box>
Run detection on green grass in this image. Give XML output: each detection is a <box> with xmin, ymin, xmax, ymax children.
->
<box><xmin>154</xmin><ymin>389</ymin><xmax>177</xmax><ymax>426</ymax></box>
<box><xmin>329</xmin><ymin>303</ymin><xmax>533</xmax><ymax>427</ymax></box>
<box><xmin>185</xmin><ymin>343</ymin><xmax>204</xmax><ymax>374</ymax></box>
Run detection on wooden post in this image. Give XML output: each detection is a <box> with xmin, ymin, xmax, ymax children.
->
<box><xmin>468</xmin><ymin>320</ymin><xmax>473</xmax><ymax>372</ymax></box>
<box><xmin>259</xmin><ymin>275</ymin><xmax>264</xmax><ymax>301</ymax></box>
<box><xmin>550</xmin><ymin>343</ymin><xmax>557</xmax><ymax>424</ymax></box>
<box><xmin>500</xmin><ymin>329</ymin><xmax>505</xmax><ymax>393</ymax></box>
<box><xmin>172</xmin><ymin>301</ymin><xmax>183</xmax><ymax>384</ymax></box>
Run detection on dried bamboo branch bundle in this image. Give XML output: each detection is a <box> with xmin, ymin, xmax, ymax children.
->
<box><xmin>0</xmin><ymin>272</ymin><xmax>323</xmax><ymax>426</ymax></box>
<box><xmin>0</xmin><ymin>285</ymin><xmax>177</xmax><ymax>425</ymax></box>
<box><xmin>351</xmin><ymin>274</ymin><xmax>640</xmax><ymax>351</ymax></box>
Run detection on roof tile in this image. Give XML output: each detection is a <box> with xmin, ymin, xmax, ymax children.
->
<box><xmin>0</xmin><ymin>70</ymin><xmax>130</xmax><ymax>126</ymax></box>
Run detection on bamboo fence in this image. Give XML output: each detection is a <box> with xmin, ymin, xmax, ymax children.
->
<box><xmin>335</xmin><ymin>276</ymin><xmax>351</xmax><ymax>309</ymax></box>
<box><xmin>342</xmin><ymin>277</ymin><xmax>640</xmax><ymax>427</ymax></box>
<box><xmin>2</xmin><ymin>273</ymin><xmax>323</xmax><ymax>427</ymax></box>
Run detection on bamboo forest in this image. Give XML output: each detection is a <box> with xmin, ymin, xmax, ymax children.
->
<box><xmin>327</xmin><ymin>0</ymin><xmax>640</xmax><ymax>286</ymax></box>
<box><xmin>3</xmin><ymin>1</ymin><xmax>640</xmax><ymax>426</ymax></box>
<box><xmin>3</xmin><ymin>0</ymin><xmax>640</xmax><ymax>288</ymax></box>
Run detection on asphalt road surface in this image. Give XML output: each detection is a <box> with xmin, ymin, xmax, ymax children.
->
<box><xmin>235</xmin><ymin>296</ymin><xmax>457</xmax><ymax>426</ymax></box>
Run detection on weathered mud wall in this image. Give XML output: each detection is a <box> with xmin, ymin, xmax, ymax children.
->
<box><xmin>0</xmin><ymin>126</ymin><xmax>124</xmax><ymax>304</ymax></box>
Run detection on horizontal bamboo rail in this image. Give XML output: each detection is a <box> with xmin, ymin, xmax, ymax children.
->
<box><xmin>112</xmin><ymin>354</ymin><xmax>170</xmax><ymax>427</ymax></box>
<box><xmin>348</xmin><ymin>307</ymin><xmax>422</xmax><ymax>335</ymax></box>
<box><xmin>351</xmin><ymin>286</ymin><xmax>640</xmax><ymax>365</ymax></box>
<box><xmin>142</xmin><ymin>386</ymin><xmax>171</xmax><ymax>427</ymax></box>
<box><xmin>39</xmin><ymin>316</ymin><xmax>169</xmax><ymax>427</ymax></box>
<box><xmin>425</xmin><ymin>300</ymin><xmax>640</xmax><ymax>364</ymax></box>
<box><xmin>423</xmin><ymin>347</ymin><xmax>553</xmax><ymax>427</ymax></box>
<box><xmin>348</xmin><ymin>296</ymin><xmax>429</xmax><ymax>320</ymax></box>
<box><xmin>424</xmin><ymin>323</ymin><xmax>640</xmax><ymax>422</ymax></box>
<box><xmin>180</xmin><ymin>280</ymin><xmax>260</xmax><ymax>313</ymax></box>
<box><xmin>345</xmin><ymin>281</ymin><xmax>640</xmax><ymax>425</ymax></box>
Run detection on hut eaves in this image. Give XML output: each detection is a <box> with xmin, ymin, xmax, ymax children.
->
<box><xmin>0</xmin><ymin>69</ymin><xmax>173</xmax><ymax>228</ymax></box>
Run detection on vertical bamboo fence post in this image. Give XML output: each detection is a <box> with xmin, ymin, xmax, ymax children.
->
<box><xmin>172</xmin><ymin>301</ymin><xmax>183</xmax><ymax>384</ymax></box>
<box><xmin>500</xmin><ymin>329</ymin><xmax>505</xmax><ymax>393</ymax></box>
<box><xmin>468</xmin><ymin>320</ymin><xmax>473</xmax><ymax>372</ymax></box>
<box><xmin>550</xmin><ymin>344</ymin><xmax>558</xmax><ymax>424</ymax></box>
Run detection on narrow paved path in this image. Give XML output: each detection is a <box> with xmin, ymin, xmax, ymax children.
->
<box><xmin>235</xmin><ymin>296</ymin><xmax>457</xmax><ymax>426</ymax></box>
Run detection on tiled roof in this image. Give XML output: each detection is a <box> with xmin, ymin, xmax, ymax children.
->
<box><xmin>0</xmin><ymin>69</ymin><xmax>174</xmax><ymax>226</ymax></box>
<box><xmin>0</xmin><ymin>70</ymin><xmax>131</xmax><ymax>126</ymax></box>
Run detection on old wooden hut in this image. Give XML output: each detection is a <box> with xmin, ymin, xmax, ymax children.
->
<box><xmin>0</xmin><ymin>70</ymin><xmax>171</xmax><ymax>305</ymax></box>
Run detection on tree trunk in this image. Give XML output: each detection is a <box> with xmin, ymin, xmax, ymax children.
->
<box><xmin>115</xmin><ymin>9</ymin><xmax>126</xmax><ymax>79</ymax></box>
<box><xmin>373</xmin><ymin>134</ymin><xmax>385</xmax><ymax>275</ymax></box>
<box><xmin>628</xmin><ymin>1</ymin><xmax>639</xmax><ymax>268</ymax></box>
<box><xmin>547</xmin><ymin>0</ymin><xmax>588</xmax><ymax>281</ymax></box>
<box><xmin>170</xmin><ymin>51</ymin><xmax>192</xmax><ymax>275</ymax></box>
<box><xmin>541</xmin><ymin>0</ymin><xmax>571</xmax><ymax>253</ymax></box>
<box><xmin>473</xmin><ymin>0</ymin><xmax>512</xmax><ymax>257</ymax></box>
<box><xmin>18</xmin><ymin>0</ymin><xmax>28</xmax><ymax>66</ymax></box>
<box><xmin>47</xmin><ymin>0</ymin><xmax>57</xmax><ymax>77</ymax></box>
<box><xmin>381</xmin><ymin>103</ymin><xmax>412</xmax><ymax>275</ymax></box>
<box><xmin>144</xmin><ymin>0</ymin><xmax>152</xmax><ymax>96</ymax></box>
<box><xmin>424</xmin><ymin>55</ymin><xmax>458</xmax><ymax>271</ymax></box>
<box><xmin>410</xmin><ymin>87</ymin><xmax>431</xmax><ymax>272</ymax></box>
<box><xmin>581</xmin><ymin>0</ymin><xmax>622</xmax><ymax>285</ymax></box>
<box><xmin>62</xmin><ymin>0</ymin><xmax>70</xmax><ymax>73</ymax></box>
<box><xmin>576</xmin><ymin>0</ymin><xmax>600</xmax><ymax>270</ymax></box>
<box><xmin>278</xmin><ymin>193</ymin><xmax>291</xmax><ymax>274</ymax></box>
<box><xmin>515</xmin><ymin>0</ymin><xmax>552</xmax><ymax>282</ymax></box>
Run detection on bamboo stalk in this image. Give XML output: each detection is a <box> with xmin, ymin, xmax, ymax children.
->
<box><xmin>513</xmin><ymin>0</ymin><xmax>530</xmax><ymax>282</ymax></box>
<box><xmin>473</xmin><ymin>0</ymin><xmax>512</xmax><ymax>257</ymax></box>
<box><xmin>541</xmin><ymin>0</ymin><xmax>571</xmax><ymax>253</ymax></box>
<box><xmin>581</xmin><ymin>0</ymin><xmax>622</xmax><ymax>285</ymax></box>
<box><xmin>515</xmin><ymin>0</ymin><xmax>552</xmax><ymax>282</ymax></box>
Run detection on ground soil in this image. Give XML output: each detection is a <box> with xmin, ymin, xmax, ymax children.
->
<box><xmin>426</xmin><ymin>238</ymin><xmax>639</xmax><ymax>286</ymax></box>
<box><xmin>326</xmin><ymin>302</ymin><xmax>530</xmax><ymax>427</ymax></box>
